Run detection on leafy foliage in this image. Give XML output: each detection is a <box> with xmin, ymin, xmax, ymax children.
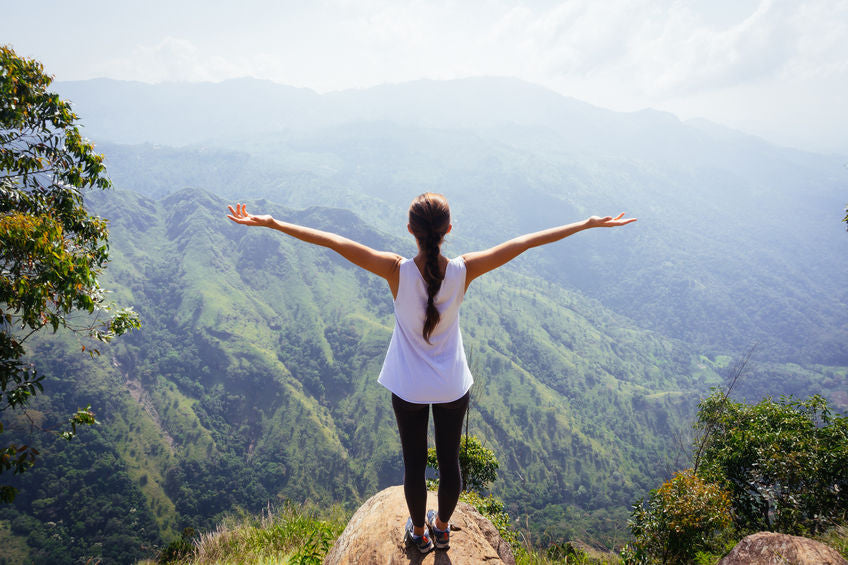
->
<box><xmin>0</xmin><ymin>411</ymin><xmax>161</xmax><ymax>564</ymax></box>
<box><xmin>623</xmin><ymin>469</ymin><xmax>732</xmax><ymax>564</ymax></box>
<box><xmin>696</xmin><ymin>392</ymin><xmax>848</xmax><ymax>534</ymax></box>
<box><xmin>157</xmin><ymin>527</ymin><xmax>196</xmax><ymax>563</ymax></box>
<box><xmin>427</xmin><ymin>434</ymin><xmax>499</xmax><ymax>493</ymax></box>
<box><xmin>626</xmin><ymin>392</ymin><xmax>848</xmax><ymax>564</ymax></box>
<box><xmin>0</xmin><ymin>46</ymin><xmax>139</xmax><ymax>502</ymax></box>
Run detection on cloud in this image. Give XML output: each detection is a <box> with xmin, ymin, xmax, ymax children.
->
<box><xmin>783</xmin><ymin>1</ymin><xmax>848</xmax><ymax>79</ymax></box>
<box><xmin>94</xmin><ymin>37</ymin><xmax>254</xmax><ymax>83</ymax></box>
<box><xmin>35</xmin><ymin>0</ymin><xmax>846</xmax><ymax>152</ymax></box>
<box><xmin>486</xmin><ymin>0</ymin><xmax>848</xmax><ymax>101</ymax></box>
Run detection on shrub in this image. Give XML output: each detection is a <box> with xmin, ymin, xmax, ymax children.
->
<box><xmin>696</xmin><ymin>393</ymin><xmax>848</xmax><ymax>534</ymax></box>
<box><xmin>426</xmin><ymin>434</ymin><xmax>499</xmax><ymax>493</ymax></box>
<box><xmin>624</xmin><ymin>469</ymin><xmax>732</xmax><ymax>564</ymax></box>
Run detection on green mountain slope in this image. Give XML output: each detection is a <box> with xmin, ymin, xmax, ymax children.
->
<box><xmin>3</xmin><ymin>188</ymin><xmax>844</xmax><ymax>563</ymax></box>
<box><xmin>55</xmin><ymin>76</ymin><xmax>848</xmax><ymax>365</ymax></box>
<box><xmin>95</xmin><ymin>123</ymin><xmax>848</xmax><ymax>366</ymax></box>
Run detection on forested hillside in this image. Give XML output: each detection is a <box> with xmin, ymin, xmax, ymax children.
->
<box><xmin>3</xmin><ymin>187</ymin><xmax>844</xmax><ymax>562</ymax></box>
<box><xmin>59</xmin><ymin>77</ymin><xmax>848</xmax><ymax>364</ymax></box>
<box><xmin>2</xmin><ymin>78</ymin><xmax>845</xmax><ymax>563</ymax></box>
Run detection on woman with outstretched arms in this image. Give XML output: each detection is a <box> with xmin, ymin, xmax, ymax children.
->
<box><xmin>227</xmin><ymin>194</ymin><xmax>635</xmax><ymax>553</ymax></box>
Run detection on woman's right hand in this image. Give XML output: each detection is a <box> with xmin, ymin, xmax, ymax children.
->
<box><xmin>586</xmin><ymin>213</ymin><xmax>638</xmax><ymax>228</ymax></box>
<box><xmin>226</xmin><ymin>203</ymin><xmax>274</xmax><ymax>227</ymax></box>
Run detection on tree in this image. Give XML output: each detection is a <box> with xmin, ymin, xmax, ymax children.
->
<box><xmin>1</xmin><ymin>45</ymin><xmax>140</xmax><ymax>502</ymax></box>
<box><xmin>625</xmin><ymin>389</ymin><xmax>847</xmax><ymax>563</ymax></box>
<box><xmin>695</xmin><ymin>392</ymin><xmax>847</xmax><ymax>535</ymax></box>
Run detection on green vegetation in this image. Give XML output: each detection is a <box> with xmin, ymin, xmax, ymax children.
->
<box><xmin>156</xmin><ymin>502</ymin><xmax>347</xmax><ymax>564</ymax></box>
<box><xmin>0</xmin><ymin>519</ymin><xmax>29</xmax><ymax>564</ymax></box>
<box><xmin>696</xmin><ymin>393</ymin><xmax>847</xmax><ymax>535</ymax></box>
<box><xmin>623</xmin><ymin>470</ymin><xmax>732</xmax><ymax>564</ymax></box>
<box><xmin>162</xmin><ymin>432</ymin><xmax>621</xmax><ymax>564</ymax></box>
<box><xmin>0</xmin><ymin>343</ymin><xmax>161</xmax><ymax>563</ymax></box>
<box><xmin>439</xmin><ymin>437</ymin><xmax>622</xmax><ymax>564</ymax></box>
<box><xmin>0</xmin><ymin>46</ymin><xmax>139</xmax><ymax>504</ymax></box>
<box><xmin>3</xmin><ymin>187</ymin><xmax>844</xmax><ymax>562</ymax></box>
<box><xmin>624</xmin><ymin>392</ymin><xmax>848</xmax><ymax>564</ymax></box>
<box><xmin>85</xmin><ymin>95</ymin><xmax>848</xmax><ymax>369</ymax></box>
<box><xmin>427</xmin><ymin>435</ymin><xmax>499</xmax><ymax>493</ymax></box>
<box><xmin>1</xmin><ymin>73</ymin><xmax>843</xmax><ymax>562</ymax></box>
<box><xmin>819</xmin><ymin>525</ymin><xmax>848</xmax><ymax>560</ymax></box>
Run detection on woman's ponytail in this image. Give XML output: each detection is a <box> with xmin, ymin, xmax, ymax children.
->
<box><xmin>408</xmin><ymin>193</ymin><xmax>451</xmax><ymax>344</ymax></box>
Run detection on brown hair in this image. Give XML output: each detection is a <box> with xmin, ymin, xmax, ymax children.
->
<box><xmin>408</xmin><ymin>193</ymin><xmax>451</xmax><ymax>343</ymax></box>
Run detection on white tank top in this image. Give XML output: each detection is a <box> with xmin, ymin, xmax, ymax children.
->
<box><xmin>377</xmin><ymin>256</ymin><xmax>474</xmax><ymax>403</ymax></box>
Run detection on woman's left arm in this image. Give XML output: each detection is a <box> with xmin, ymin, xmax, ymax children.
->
<box><xmin>227</xmin><ymin>203</ymin><xmax>402</xmax><ymax>285</ymax></box>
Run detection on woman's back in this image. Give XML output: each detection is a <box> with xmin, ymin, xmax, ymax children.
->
<box><xmin>378</xmin><ymin>256</ymin><xmax>473</xmax><ymax>404</ymax></box>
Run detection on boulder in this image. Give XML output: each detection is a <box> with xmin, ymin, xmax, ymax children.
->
<box><xmin>324</xmin><ymin>485</ymin><xmax>516</xmax><ymax>564</ymax></box>
<box><xmin>718</xmin><ymin>532</ymin><xmax>847</xmax><ymax>565</ymax></box>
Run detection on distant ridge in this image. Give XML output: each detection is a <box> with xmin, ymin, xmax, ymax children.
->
<box><xmin>57</xmin><ymin>75</ymin><xmax>745</xmax><ymax>158</ymax></box>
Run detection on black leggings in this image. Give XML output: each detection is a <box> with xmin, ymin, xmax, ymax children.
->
<box><xmin>391</xmin><ymin>391</ymin><xmax>470</xmax><ymax>528</ymax></box>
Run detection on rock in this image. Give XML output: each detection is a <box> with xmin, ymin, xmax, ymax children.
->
<box><xmin>324</xmin><ymin>485</ymin><xmax>516</xmax><ymax>564</ymax></box>
<box><xmin>718</xmin><ymin>532</ymin><xmax>848</xmax><ymax>565</ymax></box>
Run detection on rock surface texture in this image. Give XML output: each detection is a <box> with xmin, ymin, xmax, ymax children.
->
<box><xmin>324</xmin><ymin>485</ymin><xmax>516</xmax><ymax>564</ymax></box>
<box><xmin>718</xmin><ymin>532</ymin><xmax>847</xmax><ymax>565</ymax></box>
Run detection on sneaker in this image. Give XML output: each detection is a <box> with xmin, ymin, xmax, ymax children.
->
<box><xmin>404</xmin><ymin>517</ymin><xmax>433</xmax><ymax>554</ymax></box>
<box><xmin>426</xmin><ymin>509</ymin><xmax>450</xmax><ymax>549</ymax></box>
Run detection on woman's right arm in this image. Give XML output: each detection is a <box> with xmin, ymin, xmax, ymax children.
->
<box><xmin>227</xmin><ymin>203</ymin><xmax>403</xmax><ymax>295</ymax></box>
<box><xmin>461</xmin><ymin>214</ymin><xmax>636</xmax><ymax>290</ymax></box>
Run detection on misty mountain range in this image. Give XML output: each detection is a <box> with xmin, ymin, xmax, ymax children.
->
<box><xmin>2</xmin><ymin>76</ymin><xmax>843</xmax><ymax>563</ymax></box>
<box><xmin>58</xmin><ymin>76</ymin><xmax>848</xmax><ymax>365</ymax></box>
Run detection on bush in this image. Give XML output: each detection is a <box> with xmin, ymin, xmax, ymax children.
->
<box><xmin>460</xmin><ymin>490</ymin><xmax>518</xmax><ymax>546</ymax></box>
<box><xmin>546</xmin><ymin>541</ymin><xmax>588</xmax><ymax>562</ymax></box>
<box><xmin>157</xmin><ymin>527</ymin><xmax>196</xmax><ymax>563</ymax></box>
<box><xmin>624</xmin><ymin>469</ymin><xmax>732</xmax><ymax>564</ymax></box>
<box><xmin>427</xmin><ymin>435</ymin><xmax>499</xmax><ymax>493</ymax></box>
<box><xmin>626</xmin><ymin>392</ymin><xmax>848</xmax><ymax>564</ymax></box>
<box><xmin>696</xmin><ymin>393</ymin><xmax>848</xmax><ymax>534</ymax></box>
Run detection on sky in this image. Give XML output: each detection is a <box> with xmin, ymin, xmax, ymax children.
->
<box><xmin>3</xmin><ymin>0</ymin><xmax>848</xmax><ymax>155</ymax></box>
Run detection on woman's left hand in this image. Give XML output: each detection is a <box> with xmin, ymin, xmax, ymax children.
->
<box><xmin>227</xmin><ymin>203</ymin><xmax>273</xmax><ymax>227</ymax></box>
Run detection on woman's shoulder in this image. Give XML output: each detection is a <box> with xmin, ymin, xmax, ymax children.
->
<box><xmin>449</xmin><ymin>256</ymin><xmax>466</xmax><ymax>267</ymax></box>
<box><xmin>398</xmin><ymin>257</ymin><xmax>418</xmax><ymax>279</ymax></box>
<box><xmin>446</xmin><ymin>256</ymin><xmax>467</xmax><ymax>277</ymax></box>
<box><xmin>448</xmin><ymin>255</ymin><xmax>465</xmax><ymax>271</ymax></box>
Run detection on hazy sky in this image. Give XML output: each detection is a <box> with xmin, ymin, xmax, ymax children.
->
<box><xmin>3</xmin><ymin>0</ymin><xmax>847</xmax><ymax>154</ymax></box>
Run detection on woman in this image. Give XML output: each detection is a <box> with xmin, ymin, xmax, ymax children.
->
<box><xmin>227</xmin><ymin>193</ymin><xmax>635</xmax><ymax>553</ymax></box>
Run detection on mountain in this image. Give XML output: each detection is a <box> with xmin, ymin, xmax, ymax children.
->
<box><xmin>2</xmin><ymin>77</ymin><xmax>844</xmax><ymax>562</ymax></box>
<box><xmin>0</xmin><ymin>187</ymin><xmax>752</xmax><ymax>561</ymax></box>
<box><xmin>56</xmin><ymin>75</ymin><xmax>847</xmax><ymax>364</ymax></box>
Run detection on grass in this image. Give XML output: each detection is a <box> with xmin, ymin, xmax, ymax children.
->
<box><xmin>140</xmin><ymin>493</ymin><xmax>847</xmax><ymax>565</ymax></box>
<box><xmin>514</xmin><ymin>534</ymin><xmax>624</xmax><ymax>564</ymax></box>
<box><xmin>150</xmin><ymin>488</ymin><xmax>626</xmax><ymax>565</ymax></box>
<box><xmin>817</xmin><ymin>524</ymin><xmax>848</xmax><ymax>560</ymax></box>
<box><xmin>153</xmin><ymin>502</ymin><xmax>348</xmax><ymax>565</ymax></box>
